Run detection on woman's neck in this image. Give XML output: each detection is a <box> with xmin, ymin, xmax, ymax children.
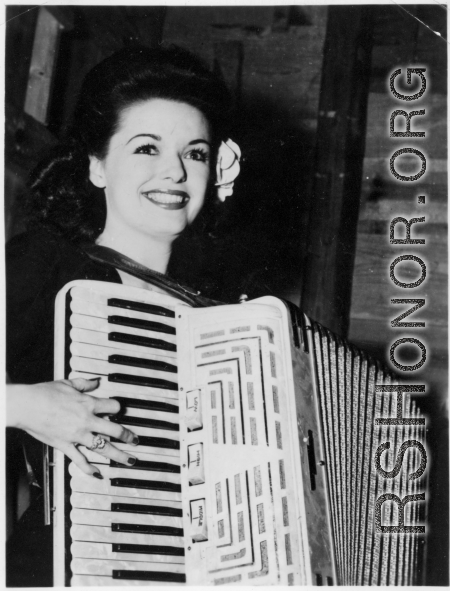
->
<box><xmin>96</xmin><ymin>227</ymin><xmax>172</xmax><ymax>274</ymax></box>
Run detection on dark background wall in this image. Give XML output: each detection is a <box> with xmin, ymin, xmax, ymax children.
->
<box><xmin>4</xmin><ymin>4</ymin><xmax>448</xmax><ymax>584</ymax></box>
<box><xmin>347</xmin><ymin>9</ymin><xmax>447</xmax><ymax>584</ymax></box>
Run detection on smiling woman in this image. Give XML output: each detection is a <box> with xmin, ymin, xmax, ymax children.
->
<box><xmin>6</xmin><ymin>45</ymin><xmax>240</xmax><ymax>586</ymax></box>
<box><xmin>89</xmin><ymin>99</ymin><xmax>212</xmax><ymax>273</ymax></box>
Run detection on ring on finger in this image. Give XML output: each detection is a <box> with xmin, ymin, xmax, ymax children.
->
<box><xmin>89</xmin><ymin>434</ymin><xmax>107</xmax><ymax>451</ymax></box>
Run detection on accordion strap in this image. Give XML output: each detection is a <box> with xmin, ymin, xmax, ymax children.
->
<box><xmin>83</xmin><ymin>244</ymin><xmax>222</xmax><ymax>308</ymax></box>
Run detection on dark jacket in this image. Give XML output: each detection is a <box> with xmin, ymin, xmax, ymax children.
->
<box><xmin>6</xmin><ymin>229</ymin><xmax>122</xmax><ymax>587</ymax></box>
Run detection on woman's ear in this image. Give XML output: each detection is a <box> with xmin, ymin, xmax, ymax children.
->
<box><xmin>89</xmin><ymin>155</ymin><xmax>106</xmax><ymax>188</ymax></box>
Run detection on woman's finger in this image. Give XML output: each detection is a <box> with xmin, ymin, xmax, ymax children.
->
<box><xmin>68</xmin><ymin>377</ymin><xmax>101</xmax><ymax>394</ymax></box>
<box><xmin>91</xmin><ymin>396</ymin><xmax>121</xmax><ymax>416</ymax></box>
<box><xmin>90</xmin><ymin>416</ymin><xmax>139</xmax><ymax>445</ymax></box>
<box><xmin>81</xmin><ymin>438</ymin><xmax>137</xmax><ymax>467</ymax></box>
<box><xmin>62</xmin><ymin>443</ymin><xmax>103</xmax><ymax>479</ymax></box>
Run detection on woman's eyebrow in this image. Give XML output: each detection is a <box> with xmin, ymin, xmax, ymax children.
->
<box><xmin>188</xmin><ymin>139</ymin><xmax>212</xmax><ymax>148</ymax></box>
<box><xmin>127</xmin><ymin>133</ymin><xmax>161</xmax><ymax>144</ymax></box>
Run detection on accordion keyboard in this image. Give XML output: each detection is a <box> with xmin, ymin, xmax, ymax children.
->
<box><xmin>54</xmin><ymin>281</ymin><xmax>325</xmax><ymax>586</ymax></box>
<box><xmin>54</xmin><ymin>283</ymin><xmax>189</xmax><ymax>585</ymax></box>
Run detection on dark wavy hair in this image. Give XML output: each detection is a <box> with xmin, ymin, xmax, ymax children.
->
<box><xmin>26</xmin><ymin>45</ymin><xmax>232</xmax><ymax>244</ymax></box>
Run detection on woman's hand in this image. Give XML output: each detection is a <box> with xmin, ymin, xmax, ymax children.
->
<box><xmin>7</xmin><ymin>378</ymin><xmax>139</xmax><ymax>478</ymax></box>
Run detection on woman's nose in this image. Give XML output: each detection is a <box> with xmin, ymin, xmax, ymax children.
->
<box><xmin>161</xmin><ymin>154</ymin><xmax>187</xmax><ymax>183</ymax></box>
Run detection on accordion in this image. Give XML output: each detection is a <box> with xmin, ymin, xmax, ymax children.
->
<box><xmin>52</xmin><ymin>280</ymin><xmax>424</xmax><ymax>586</ymax></box>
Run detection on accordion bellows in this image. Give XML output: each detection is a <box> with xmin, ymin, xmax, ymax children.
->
<box><xmin>52</xmin><ymin>280</ymin><xmax>424</xmax><ymax>585</ymax></box>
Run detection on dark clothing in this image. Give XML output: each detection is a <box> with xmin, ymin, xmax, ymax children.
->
<box><xmin>6</xmin><ymin>491</ymin><xmax>53</xmax><ymax>587</ymax></box>
<box><xmin>6</xmin><ymin>229</ymin><xmax>122</xmax><ymax>586</ymax></box>
<box><xmin>7</xmin><ymin>228</ymin><xmax>121</xmax><ymax>386</ymax></box>
<box><xmin>7</xmin><ymin>229</ymin><xmax>122</xmax><ymax>488</ymax></box>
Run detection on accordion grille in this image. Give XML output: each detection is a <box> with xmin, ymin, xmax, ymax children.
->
<box><xmin>311</xmin><ymin>321</ymin><xmax>424</xmax><ymax>585</ymax></box>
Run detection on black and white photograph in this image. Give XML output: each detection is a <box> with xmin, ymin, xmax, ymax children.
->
<box><xmin>4</xmin><ymin>1</ymin><xmax>448</xmax><ymax>586</ymax></box>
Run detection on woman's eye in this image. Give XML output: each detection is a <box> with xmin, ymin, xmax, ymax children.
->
<box><xmin>186</xmin><ymin>148</ymin><xmax>209</xmax><ymax>163</ymax></box>
<box><xmin>135</xmin><ymin>144</ymin><xmax>158</xmax><ymax>155</ymax></box>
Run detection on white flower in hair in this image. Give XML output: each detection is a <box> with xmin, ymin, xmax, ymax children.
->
<box><xmin>215</xmin><ymin>139</ymin><xmax>241</xmax><ymax>202</ymax></box>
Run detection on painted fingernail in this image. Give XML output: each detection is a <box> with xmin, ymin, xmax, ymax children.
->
<box><xmin>93</xmin><ymin>471</ymin><xmax>103</xmax><ymax>479</ymax></box>
<box><xmin>127</xmin><ymin>457</ymin><xmax>137</xmax><ymax>466</ymax></box>
<box><xmin>132</xmin><ymin>436</ymin><xmax>139</xmax><ymax>446</ymax></box>
<box><xmin>88</xmin><ymin>377</ymin><xmax>101</xmax><ymax>382</ymax></box>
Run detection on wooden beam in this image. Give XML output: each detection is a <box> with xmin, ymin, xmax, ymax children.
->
<box><xmin>300</xmin><ymin>5</ymin><xmax>374</xmax><ymax>336</ymax></box>
<box><xmin>24</xmin><ymin>7</ymin><xmax>68</xmax><ymax>125</ymax></box>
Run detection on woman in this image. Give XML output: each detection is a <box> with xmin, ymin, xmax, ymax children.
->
<box><xmin>6</xmin><ymin>44</ymin><xmax>240</xmax><ymax>586</ymax></box>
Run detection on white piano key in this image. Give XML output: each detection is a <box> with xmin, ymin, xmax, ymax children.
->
<box><xmin>71</xmin><ymin>557</ymin><xmax>185</xmax><ymax>576</ymax></box>
<box><xmin>71</xmin><ymin>574</ymin><xmax>181</xmax><ymax>586</ymax></box>
<box><xmin>69</xmin><ymin>477</ymin><xmax>181</xmax><ymax>503</ymax></box>
<box><xmin>70</xmin><ymin>469</ymin><xmax>181</xmax><ymax>503</ymax></box>
<box><xmin>70</xmin><ymin>508</ymin><xmax>183</xmax><ymax>529</ymax></box>
<box><xmin>70</xmin><ymin>298</ymin><xmax>117</xmax><ymax>319</ymax></box>
<box><xmin>70</xmin><ymin>313</ymin><xmax>177</xmax><ymax>345</ymax></box>
<box><xmin>70</xmin><ymin>328</ymin><xmax>177</xmax><ymax>360</ymax></box>
<box><xmin>120</xmin><ymin>407</ymin><xmax>179</xmax><ymax>421</ymax></box>
<box><xmin>68</xmin><ymin>369</ymin><xmax>178</xmax><ymax>398</ymax></box>
<box><xmin>114</xmin><ymin>442</ymin><xmax>179</xmax><ymax>458</ymax></box>
<box><xmin>114</xmin><ymin>424</ymin><xmax>180</xmax><ymax>441</ymax></box>
<box><xmin>70</xmin><ymin>525</ymin><xmax>184</xmax><ymax>548</ymax></box>
<box><xmin>81</xmin><ymin>447</ymin><xmax>180</xmax><ymax>465</ymax></box>
<box><xmin>64</xmin><ymin>377</ymin><xmax>180</xmax><ymax>406</ymax></box>
<box><xmin>114</xmin><ymin>441</ymin><xmax>180</xmax><ymax>458</ymax></box>
<box><xmin>70</xmin><ymin>298</ymin><xmax>176</xmax><ymax>328</ymax></box>
<box><xmin>68</xmin><ymin>370</ymin><xmax>178</xmax><ymax>400</ymax></box>
<box><xmin>71</xmin><ymin>558</ymin><xmax>185</xmax><ymax>584</ymax></box>
<box><xmin>69</xmin><ymin>462</ymin><xmax>180</xmax><ymax>484</ymax></box>
<box><xmin>70</xmin><ymin>357</ymin><xmax>178</xmax><ymax>384</ymax></box>
<box><xmin>71</xmin><ymin>314</ymin><xmax>111</xmax><ymax>333</ymax></box>
<box><xmin>71</xmin><ymin>341</ymin><xmax>176</xmax><ymax>366</ymax></box>
<box><xmin>120</xmin><ymin>407</ymin><xmax>179</xmax><ymax>423</ymax></box>
<box><xmin>70</xmin><ymin>492</ymin><xmax>182</xmax><ymax>512</ymax></box>
<box><xmin>70</xmin><ymin>285</ymin><xmax>178</xmax><ymax>315</ymax></box>
<box><xmin>71</xmin><ymin>541</ymin><xmax>185</xmax><ymax>565</ymax></box>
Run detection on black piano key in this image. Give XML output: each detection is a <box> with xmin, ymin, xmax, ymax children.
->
<box><xmin>109</xmin><ymin>332</ymin><xmax>176</xmax><ymax>352</ymax></box>
<box><xmin>113</xmin><ymin>543</ymin><xmax>184</xmax><ymax>556</ymax></box>
<box><xmin>111</xmin><ymin>478</ymin><xmax>181</xmax><ymax>493</ymax></box>
<box><xmin>113</xmin><ymin>570</ymin><xmax>186</xmax><ymax>583</ymax></box>
<box><xmin>111</xmin><ymin>503</ymin><xmax>182</xmax><ymax>517</ymax></box>
<box><xmin>110</xmin><ymin>414</ymin><xmax>179</xmax><ymax>431</ymax></box>
<box><xmin>110</xmin><ymin>460</ymin><xmax>180</xmax><ymax>473</ymax></box>
<box><xmin>108</xmin><ymin>373</ymin><xmax>178</xmax><ymax>391</ymax></box>
<box><xmin>108</xmin><ymin>298</ymin><xmax>175</xmax><ymax>318</ymax></box>
<box><xmin>110</xmin><ymin>435</ymin><xmax>180</xmax><ymax>450</ymax></box>
<box><xmin>108</xmin><ymin>355</ymin><xmax>177</xmax><ymax>374</ymax></box>
<box><xmin>112</xmin><ymin>396</ymin><xmax>178</xmax><ymax>414</ymax></box>
<box><xmin>108</xmin><ymin>315</ymin><xmax>176</xmax><ymax>335</ymax></box>
<box><xmin>112</xmin><ymin>523</ymin><xmax>183</xmax><ymax>536</ymax></box>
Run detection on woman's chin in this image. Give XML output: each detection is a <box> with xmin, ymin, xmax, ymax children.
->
<box><xmin>139</xmin><ymin>219</ymin><xmax>190</xmax><ymax>242</ymax></box>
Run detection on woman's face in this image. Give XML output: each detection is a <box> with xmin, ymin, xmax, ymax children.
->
<box><xmin>89</xmin><ymin>98</ymin><xmax>212</xmax><ymax>243</ymax></box>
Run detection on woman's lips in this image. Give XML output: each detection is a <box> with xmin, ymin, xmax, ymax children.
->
<box><xmin>143</xmin><ymin>190</ymin><xmax>189</xmax><ymax>210</ymax></box>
